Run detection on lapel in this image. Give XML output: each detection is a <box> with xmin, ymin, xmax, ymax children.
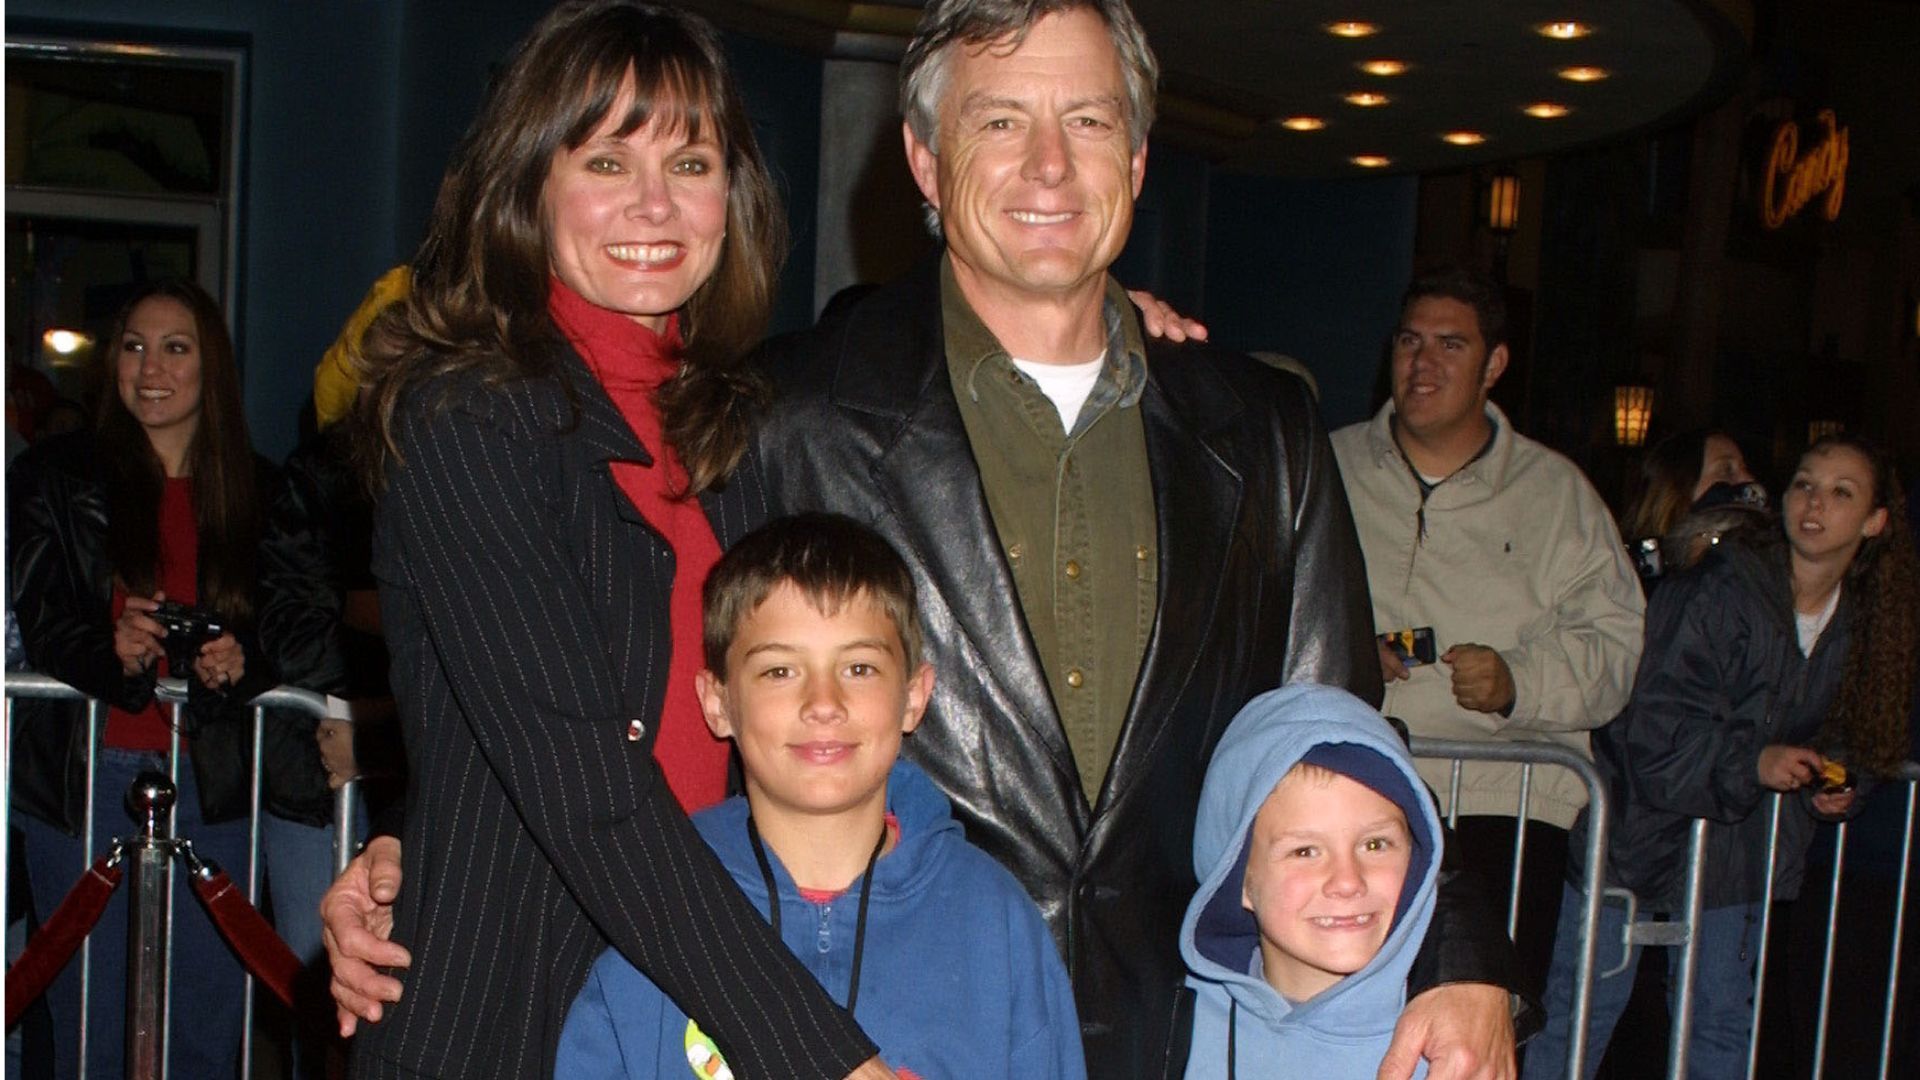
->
<box><xmin>830</xmin><ymin>260</ymin><xmax>1076</xmax><ymax>779</ymax></box>
<box><xmin>552</xmin><ymin>344</ymin><xmax>659</xmax><ymax>529</ymax></box>
<box><xmin>1101</xmin><ymin>345</ymin><xmax>1246</xmax><ymax>809</ymax></box>
<box><xmin>558</xmin><ymin>341</ymin><xmax>773</xmax><ymax>552</ymax></box>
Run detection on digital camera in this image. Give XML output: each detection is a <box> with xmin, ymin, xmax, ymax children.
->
<box><xmin>150</xmin><ymin>600</ymin><xmax>225</xmax><ymax>673</ymax></box>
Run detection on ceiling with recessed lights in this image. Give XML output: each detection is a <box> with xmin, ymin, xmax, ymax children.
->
<box><xmin>692</xmin><ymin>0</ymin><xmax>1754</xmax><ymax>177</ymax></box>
<box><xmin>1134</xmin><ymin>0</ymin><xmax>1753</xmax><ymax>175</ymax></box>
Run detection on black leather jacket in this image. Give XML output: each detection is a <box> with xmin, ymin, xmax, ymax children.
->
<box><xmin>256</xmin><ymin>425</ymin><xmax>406</xmax><ymax>788</ymax></box>
<box><xmin>749</xmin><ymin>258</ymin><xmax>1521</xmax><ymax>1078</ymax></box>
<box><xmin>7</xmin><ymin>431</ymin><xmax>330</xmax><ymax>833</ymax></box>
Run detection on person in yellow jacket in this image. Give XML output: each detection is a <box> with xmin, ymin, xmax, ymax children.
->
<box><xmin>312</xmin><ymin>265</ymin><xmax>410</xmax><ymax>431</ymax></box>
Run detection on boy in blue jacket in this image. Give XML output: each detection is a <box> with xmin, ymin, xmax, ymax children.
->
<box><xmin>1181</xmin><ymin>685</ymin><xmax>1443</xmax><ymax>1079</ymax></box>
<box><xmin>556</xmin><ymin>512</ymin><xmax>1085</xmax><ymax>1080</ymax></box>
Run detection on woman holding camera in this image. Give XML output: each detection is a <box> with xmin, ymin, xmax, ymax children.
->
<box><xmin>1618</xmin><ymin>427</ymin><xmax>1767</xmax><ymax>585</ymax></box>
<box><xmin>8</xmin><ymin>278</ymin><xmax>330</xmax><ymax>1079</ymax></box>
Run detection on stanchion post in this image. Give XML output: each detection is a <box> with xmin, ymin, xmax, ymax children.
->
<box><xmin>125</xmin><ymin>771</ymin><xmax>177</xmax><ymax>1080</ymax></box>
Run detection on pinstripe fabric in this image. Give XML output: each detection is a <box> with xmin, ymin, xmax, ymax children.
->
<box><xmin>350</xmin><ymin>351</ymin><xmax>871</xmax><ymax>1079</ymax></box>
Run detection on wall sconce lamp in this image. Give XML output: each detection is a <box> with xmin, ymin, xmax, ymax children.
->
<box><xmin>39</xmin><ymin>328</ymin><xmax>95</xmax><ymax>369</ymax></box>
<box><xmin>1485</xmin><ymin>169</ymin><xmax>1520</xmax><ymax>235</ymax></box>
<box><xmin>1614</xmin><ymin>386</ymin><xmax>1654</xmax><ymax>447</ymax></box>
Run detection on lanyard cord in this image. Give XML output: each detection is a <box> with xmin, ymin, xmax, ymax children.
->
<box><xmin>1227</xmin><ymin>998</ymin><xmax>1237</xmax><ymax>1079</ymax></box>
<box><xmin>1388</xmin><ymin>413</ymin><xmax>1497</xmax><ymax>545</ymax></box>
<box><xmin>746</xmin><ymin>814</ymin><xmax>888</xmax><ymax>1014</ymax></box>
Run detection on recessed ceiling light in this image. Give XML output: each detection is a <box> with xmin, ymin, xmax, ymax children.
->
<box><xmin>1357</xmin><ymin>59</ymin><xmax>1408</xmax><ymax>76</ymax></box>
<box><xmin>1350</xmin><ymin>155</ymin><xmax>1392</xmax><ymax>168</ymax></box>
<box><xmin>1343</xmin><ymin>91</ymin><xmax>1391</xmax><ymax>107</ymax></box>
<box><xmin>1536</xmin><ymin>22</ymin><xmax>1593</xmax><ymax>40</ymax></box>
<box><xmin>1523</xmin><ymin>101</ymin><xmax>1572</xmax><ymax>118</ymax></box>
<box><xmin>1557</xmin><ymin>66</ymin><xmax>1610</xmax><ymax>82</ymax></box>
<box><xmin>1325</xmin><ymin>21</ymin><xmax>1380</xmax><ymax>38</ymax></box>
<box><xmin>1441</xmin><ymin>131</ymin><xmax>1487</xmax><ymax>146</ymax></box>
<box><xmin>1279</xmin><ymin>116</ymin><xmax>1327</xmax><ymax>131</ymax></box>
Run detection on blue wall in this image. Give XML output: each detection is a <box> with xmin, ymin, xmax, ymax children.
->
<box><xmin>1118</xmin><ymin>149</ymin><xmax>1417</xmax><ymax>432</ymax></box>
<box><xmin>1200</xmin><ymin>172</ymin><xmax>1419</xmax><ymax>431</ymax></box>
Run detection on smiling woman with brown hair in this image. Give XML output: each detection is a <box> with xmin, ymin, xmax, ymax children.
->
<box><xmin>319</xmin><ymin>3</ymin><xmax>890</xmax><ymax>1078</ymax></box>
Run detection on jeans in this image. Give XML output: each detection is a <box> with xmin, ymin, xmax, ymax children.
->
<box><xmin>263</xmin><ymin>802</ymin><xmax>363</xmax><ymax>1079</ymax></box>
<box><xmin>1523</xmin><ymin>882</ymin><xmax>1762</xmax><ymax>1080</ymax></box>
<box><xmin>262</xmin><ymin>812</ymin><xmax>334</xmax><ymax>970</ymax></box>
<box><xmin>20</xmin><ymin>748</ymin><xmax>253</xmax><ymax>1080</ymax></box>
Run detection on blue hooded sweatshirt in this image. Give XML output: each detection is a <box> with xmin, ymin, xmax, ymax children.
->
<box><xmin>555</xmin><ymin>758</ymin><xmax>1085</xmax><ymax>1080</ymax></box>
<box><xmin>1181</xmin><ymin>685</ymin><xmax>1442</xmax><ymax>1080</ymax></box>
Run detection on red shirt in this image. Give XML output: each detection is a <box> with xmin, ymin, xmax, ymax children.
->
<box><xmin>548</xmin><ymin>278</ymin><xmax>729</xmax><ymax>813</ymax></box>
<box><xmin>106</xmin><ymin>476</ymin><xmax>196</xmax><ymax>750</ymax></box>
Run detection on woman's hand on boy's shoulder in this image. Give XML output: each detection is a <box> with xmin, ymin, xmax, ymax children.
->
<box><xmin>1377</xmin><ymin>982</ymin><xmax>1515</xmax><ymax>1080</ymax></box>
<box><xmin>1128</xmin><ymin>290</ymin><xmax>1209</xmax><ymax>343</ymax></box>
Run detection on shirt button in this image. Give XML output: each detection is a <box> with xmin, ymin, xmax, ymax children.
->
<box><xmin>1064</xmin><ymin>560</ymin><xmax>1082</xmax><ymax>579</ymax></box>
<box><xmin>1066</xmin><ymin>668</ymin><xmax>1085</xmax><ymax>689</ymax></box>
<box><xmin>1135</xmin><ymin>545</ymin><xmax>1150</xmax><ymax>562</ymax></box>
<box><xmin>1008</xmin><ymin>543</ymin><xmax>1024</xmax><ymax>562</ymax></box>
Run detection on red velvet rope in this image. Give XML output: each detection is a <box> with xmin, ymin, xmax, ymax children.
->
<box><xmin>6</xmin><ymin>855</ymin><xmax>123</xmax><ymax>1030</ymax></box>
<box><xmin>188</xmin><ymin>867</ymin><xmax>302</xmax><ymax>1009</ymax></box>
<box><xmin>5</xmin><ymin>850</ymin><xmax>303</xmax><ymax>1029</ymax></box>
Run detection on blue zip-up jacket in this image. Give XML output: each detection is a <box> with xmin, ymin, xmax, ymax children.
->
<box><xmin>1181</xmin><ymin>686</ymin><xmax>1442</xmax><ymax>1079</ymax></box>
<box><xmin>556</xmin><ymin>758</ymin><xmax>1086</xmax><ymax>1079</ymax></box>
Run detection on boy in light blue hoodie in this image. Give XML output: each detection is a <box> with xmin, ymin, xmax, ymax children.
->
<box><xmin>1181</xmin><ymin>685</ymin><xmax>1443</xmax><ymax>1080</ymax></box>
<box><xmin>555</xmin><ymin>513</ymin><xmax>1084</xmax><ymax>1080</ymax></box>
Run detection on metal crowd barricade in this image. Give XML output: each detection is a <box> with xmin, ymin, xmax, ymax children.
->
<box><xmin>3</xmin><ymin>670</ymin><xmax>363</xmax><ymax>1080</ymax></box>
<box><xmin>1409</xmin><ymin>737</ymin><xmax>1611</xmax><ymax>1080</ymax></box>
<box><xmin>1410</xmin><ymin>735</ymin><xmax>1920</xmax><ymax>1080</ymax></box>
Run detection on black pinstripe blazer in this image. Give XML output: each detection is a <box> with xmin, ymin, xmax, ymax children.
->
<box><xmin>350</xmin><ymin>347</ymin><xmax>872</xmax><ymax>1079</ymax></box>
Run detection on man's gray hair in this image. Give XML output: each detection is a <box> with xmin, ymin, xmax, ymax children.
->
<box><xmin>899</xmin><ymin>0</ymin><xmax>1159</xmax><ymax>156</ymax></box>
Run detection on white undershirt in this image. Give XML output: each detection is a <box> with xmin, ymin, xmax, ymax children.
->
<box><xmin>1796</xmin><ymin>586</ymin><xmax>1841</xmax><ymax>656</ymax></box>
<box><xmin>1012</xmin><ymin>352</ymin><xmax>1106</xmax><ymax>433</ymax></box>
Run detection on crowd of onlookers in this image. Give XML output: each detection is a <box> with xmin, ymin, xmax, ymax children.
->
<box><xmin>6</xmin><ymin>2</ymin><xmax>1916</xmax><ymax>1080</ymax></box>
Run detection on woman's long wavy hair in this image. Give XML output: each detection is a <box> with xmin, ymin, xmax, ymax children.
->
<box><xmin>94</xmin><ymin>279</ymin><xmax>259</xmax><ymax>624</ymax></box>
<box><xmin>1810</xmin><ymin>434</ymin><xmax>1917</xmax><ymax>775</ymax></box>
<box><xmin>358</xmin><ymin>0</ymin><xmax>785</xmax><ymax>494</ymax></box>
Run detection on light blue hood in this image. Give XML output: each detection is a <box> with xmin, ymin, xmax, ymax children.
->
<box><xmin>1181</xmin><ymin>685</ymin><xmax>1442</xmax><ymax>1078</ymax></box>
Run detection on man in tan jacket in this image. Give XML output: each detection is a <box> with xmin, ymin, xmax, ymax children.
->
<box><xmin>1330</xmin><ymin>266</ymin><xmax>1645</xmax><ymax>993</ymax></box>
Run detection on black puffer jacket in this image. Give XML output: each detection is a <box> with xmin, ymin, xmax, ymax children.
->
<box><xmin>7</xmin><ymin>431</ymin><xmax>331</xmax><ymax>833</ymax></box>
<box><xmin>1580</xmin><ymin>535</ymin><xmax>1852</xmax><ymax>911</ymax></box>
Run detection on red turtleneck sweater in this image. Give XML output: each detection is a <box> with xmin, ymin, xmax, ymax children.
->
<box><xmin>548</xmin><ymin>279</ymin><xmax>728</xmax><ymax>813</ymax></box>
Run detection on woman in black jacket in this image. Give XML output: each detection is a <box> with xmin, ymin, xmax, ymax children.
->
<box><xmin>1525</xmin><ymin>434</ymin><xmax>1918</xmax><ymax>1080</ymax></box>
<box><xmin>319</xmin><ymin>5</ymin><xmax>887</xmax><ymax>1078</ymax></box>
<box><xmin>8</xmin><ymin>279</ymin><xmax>330</xmax><ymax>1079</ymax></box>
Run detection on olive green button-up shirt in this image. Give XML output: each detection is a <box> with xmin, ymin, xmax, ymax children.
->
<box><xmin>941</xmin><ymin>264</ymin><xmax>1159</xmax><ymax>804</ymax></box>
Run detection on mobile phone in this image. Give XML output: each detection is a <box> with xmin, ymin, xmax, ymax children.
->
<box><xmin>1817</xmin><ymin>759</ymin><xmax>1854</xmax><ymax>795</ymax></box>
<box><xmin>1380</xmin><ymin>627</ymin><xmax>1437</xmax><ymax>667</ymax></box>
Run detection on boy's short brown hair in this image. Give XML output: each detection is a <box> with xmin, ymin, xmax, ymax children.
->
<box><xmin>702</xmin><ymin>512</ymin><xmax>923</xmax><ymax>675</ymax></box>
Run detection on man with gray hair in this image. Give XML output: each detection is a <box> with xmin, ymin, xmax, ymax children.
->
<box><xmin>752</xmin><ymin>2</ymin><xmax>1524</xmax><ymax>1077</ymax></box>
